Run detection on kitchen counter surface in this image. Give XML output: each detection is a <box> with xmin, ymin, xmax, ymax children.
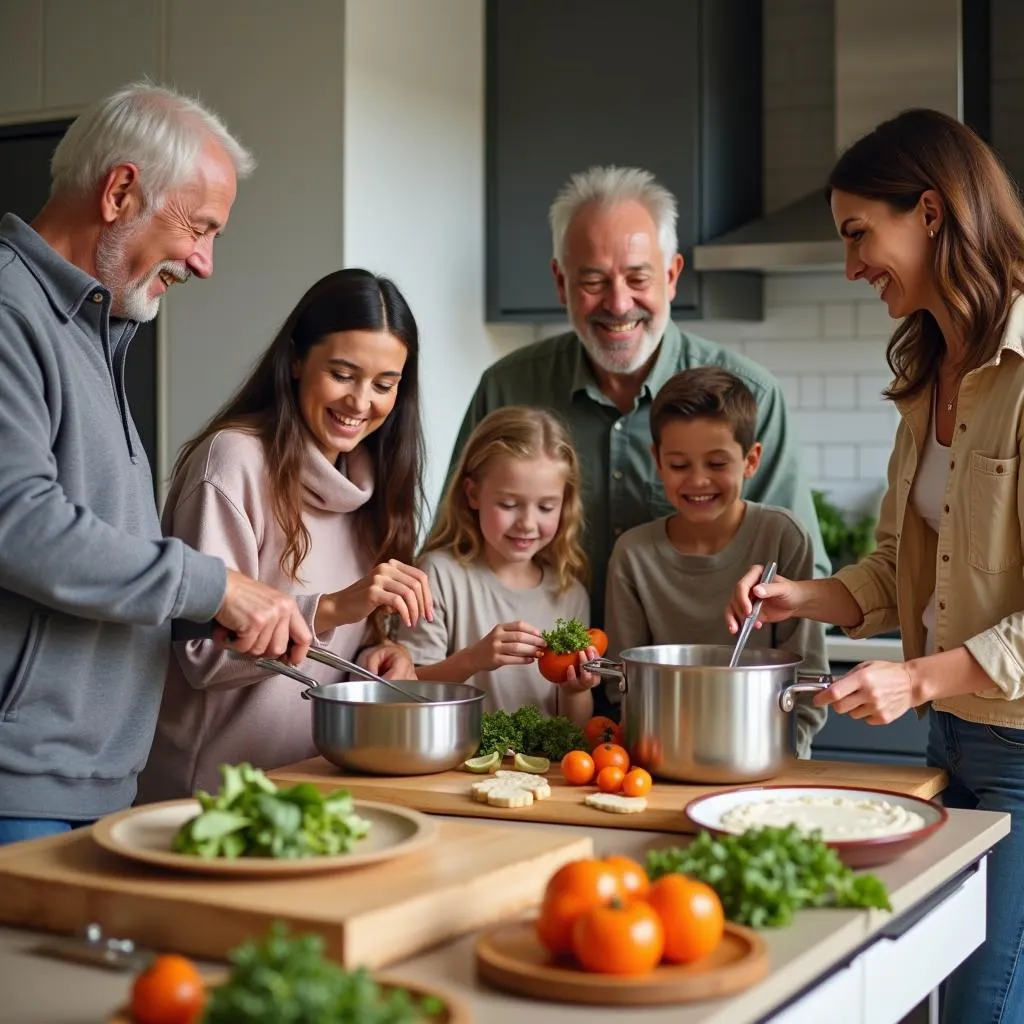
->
<box><xmin>0</xmin><ymin>807</ymin><xmax>1008</xmax><ymax>1024</ymax></box>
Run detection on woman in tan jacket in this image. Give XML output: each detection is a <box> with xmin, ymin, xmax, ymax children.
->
<box><xmin>729</xmin><ymin>109</ymin><xmax>1024</xmax><ymax>1024</ymax></box>
<box><xmin>139</xmin><ymin>269</ymin><xmax>433</xmax><ymax>801</ymax></box>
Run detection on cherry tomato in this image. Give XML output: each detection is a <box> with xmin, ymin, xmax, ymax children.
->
<box><xmin>621</xmin><ymin>767</ymin><xmax>653</xmax><ymax>798</ymax></box>
<box><xmin>603</xmin><ymin>855</ymin><xmax>650</xmax><ymax>900</ymax></box>
<box><xmin>535</xmin><ymin>859</ymin><xmax>625</xmax><ymax>956</ymax></box>
<box><xmin>646</xmin><ymin>874</ymin><xmax>725</xmax><ymax>963</ymax></box>
<box><xmin>560</xmin><ymin>750</ymin><xmax>595</xmax><ymax>786</ymax></box>
<box><xmin>596</xmin><ymin>766</ymin><xmax>625</xmax><ymax>793</ymax></box>
<box><xmin>583</xmin><ymin>716</ymin><xmax>623</xmax><ymax>749</ymax></box>
<box><xmin>572</xmin><ymin>900</ymin><xmax>664</xmax><ymax>975</ymax></box>
<box><xmin>130</xmin><ymin>954</ymin><xmax>206</xmax><ymax>1024</ymax></box>
<box><xmin>592</xmin><ymin>743</ymin><xmax>630</xmax><ymax>774</ymax></box>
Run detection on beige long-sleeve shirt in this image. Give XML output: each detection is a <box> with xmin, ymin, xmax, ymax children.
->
<box><xmin>137</xmin><ymin>429</ymin><xmax>374</xmax><ymax>801</ymax></box>
<box><xmin>836</xmin><ymin>296</ymin><xmax>1024</xmax><ymax>727</ymax></box>
<box><xmin>605</xmin><ymin>504</ymin><xmax>828</xmax><ymax>756</ymax></box>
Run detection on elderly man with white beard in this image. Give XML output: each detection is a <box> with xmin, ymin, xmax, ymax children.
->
<box><xmin>0</xmin><ymin>82</ymin><xmax>312</xmax><ymax>844</ymax></box>
<box><xmin>447</xmin><ymin>166</ymin><xmax>827</xmax><ymax>715</ymax></box>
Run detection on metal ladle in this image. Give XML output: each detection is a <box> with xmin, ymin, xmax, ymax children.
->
<box><xmin>728</xmin><ymin>561</ymin><xmax>777</xmax><ymax>668</ymax></box>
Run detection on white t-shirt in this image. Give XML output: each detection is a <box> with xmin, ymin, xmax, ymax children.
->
<box><xmin>911</xmin><ymin>392</ymin><xmax>952</xmax><ymax>655</ymax></box>
<box><xmin>397</xmin><ymin>549</ymin><xmax>591</xmax><ymax>715</ymax></box>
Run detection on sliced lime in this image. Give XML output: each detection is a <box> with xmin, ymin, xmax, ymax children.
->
<box><xmin>513</xmin><ymin>753</ymin><xmax>551</xmax><ymax>774</ymax></box>
<box><xmin>464</xmin><ymin>752</ymin><xmax>501</xmax><ymax>773</ymax></box>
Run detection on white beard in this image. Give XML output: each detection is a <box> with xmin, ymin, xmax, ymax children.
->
<box><xmin>95</xmin><ymin>219</ymin><xmax>188</xmax><ymax>322</ymax></box>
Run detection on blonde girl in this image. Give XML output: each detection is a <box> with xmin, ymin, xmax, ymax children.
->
<box><xmin>398</xmin><ymin>407</ymin><xmax>599</xmax><ymax>723</ymax></box>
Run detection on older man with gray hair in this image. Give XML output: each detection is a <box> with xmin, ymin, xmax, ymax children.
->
<box><xmin>0</xmin><ymin>82</ymin><xmax>311</xmax><ymax>844</ymax></box>
<box><xmin>448</xmin><ymin>166</ymin><xmax>827</xmax><ymax>716</ymax></box>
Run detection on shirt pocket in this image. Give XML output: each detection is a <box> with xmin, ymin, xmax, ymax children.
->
<box><xmin>645</xmin><ymin>481</ymin><xmax>677</xmax><ymax>520</ymax></box>
<box><xmin>968</xmin><ymin>452</ymin><xmax>1022</xmax><ymax>573</ymax></box>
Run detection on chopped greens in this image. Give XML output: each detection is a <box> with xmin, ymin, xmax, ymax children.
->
<box><xmin>173</xmin><ymin>763</ymin><xmax>370</xmax><ymax>860</ymax></box>
<box><xmin>202</xmin><ymin>923</ymin><xmax>444</xmax><ymax>1023</ymax></box>
<box><xmin>475</xmin><ymin>704</ymin><xmax>587</xmax><ymax>761</ymax></box>
<box><xmin>645</xmin><ymin>826</ymin><xmax>892</xmax><ymax>928</ymax></box>
<box><xmin>540</xmin><ymin>617</ymin><xmax>592</xmax><ymax>654</ymax></box>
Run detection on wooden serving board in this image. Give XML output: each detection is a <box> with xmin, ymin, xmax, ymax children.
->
<box><xmin>268</xmin><ymin>757</ymin><xmax>948</xmax><ymax>834</ymax></box>
<box><xmin>476</xmin><ymin>920</ymin><xmax>768</xmax><ymax>1005</ymax></box>
<box><xmin>0</xmin><ymin>819</ymin><xmax>591</xmax><ymax>970</ymax></box>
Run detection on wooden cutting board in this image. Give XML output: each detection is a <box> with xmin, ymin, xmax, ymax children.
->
<box><xmin>268</xmin><ymin>757</ymin><xmax>947</xmax><ymax>834</ymax></box>
<box><xmin>0</xmin><ymin>818</ymin><xmax>591</xmax><ymax>969</ymax></box>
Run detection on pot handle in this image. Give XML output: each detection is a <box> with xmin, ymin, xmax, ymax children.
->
<box><xmin>253</xmin><ymin>656</ymin><xmax>319</xmax><ymax>699</ymax></box>
<box><xmin>779</xmin><ymin>674</ymin><xmax>834</xmax><ymax>713</ymax></box>
<box><xmin>581</xmin><ymin>657</ymin><xmax>627</xmax><ymax>693</ymax></box>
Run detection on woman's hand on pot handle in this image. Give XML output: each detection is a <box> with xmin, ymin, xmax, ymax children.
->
<box><xmin>320</xmin><ymin>559</ymin><xmax>435</xmax><ymax>630</ymax></box>
<box><xmin>813</xmin><ymin>659</ymin><xmax>919</xmax><ymax>725</ymax></box>
<box><xmin>725</xmin><ymin>563</ymin><xmax>808</xmax><ymax>633</ymax></box>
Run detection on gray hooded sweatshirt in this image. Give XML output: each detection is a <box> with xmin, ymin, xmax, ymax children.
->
<box><xmin>0</xmin><ymin>214</ymin><xmax>227</xmax><ymax>820</ymax></box>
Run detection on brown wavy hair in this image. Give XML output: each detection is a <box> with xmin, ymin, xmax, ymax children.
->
<box><xmin>826</xmin><ymin>108</ymin><xmax>1024</xmax><ymax>403</ymax></box>
<box><xmin>423</xmin><ymin>407</ymin><xmax>588</xmax><ymax>593</ymax></box>
<box><xmin>651</xmin><ymin>367</ymin><xmax>758</xmax><ymax>451</ymax></box>
<box><xmin>173</xmin><ymin>269</ymin><xmax>424</xmax><ymax>638</ymax></box>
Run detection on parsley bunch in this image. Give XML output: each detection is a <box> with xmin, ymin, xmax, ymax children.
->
<box><xmin>540</xmin><ymin>617</ymin><xmax>592</xmax><ymax>654</ymax></box>
<box><xmin>475</xmin><ymin>704</ymin><xmax>587</xmax><ymax>760</ymax></box>
<box><xmin>203</xmin><ymin>923</ymin><xmax>443</xmax><ymax>1023</ymax></box>
<box><xmin>646</xmin><ymin>826</ymin><xmax>892</xmax><ymax>928</ymax></box>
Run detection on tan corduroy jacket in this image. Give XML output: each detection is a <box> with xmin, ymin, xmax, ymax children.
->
<box><xmin>835</xmin><ymin>296</ymin><xmax>1024</xmax><ymax>728</ymax></box>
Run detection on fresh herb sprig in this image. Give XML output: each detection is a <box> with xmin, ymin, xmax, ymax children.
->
<box><xmin>475</xmin><ymin>705</ymin><xmax>587</xmax><ymax>760</ymax></box>
<box><xmin>173</xmin><ymin>763</ymin><xmax>370</xmax><ymax>860</ymax></box>
<box><xmin>646</xmin><ymin>826</ymin><xmax>892</xmax><ymax>928</ymax></box>
<box><xmin>202</xmin><ymin>922</ymin><xmax>443</xmax><ymax>1023</ymax></box>
<box><xmin>540</xmin><ymin>617</ymin><xmax>592</xmax><ymax>654</ymax></box>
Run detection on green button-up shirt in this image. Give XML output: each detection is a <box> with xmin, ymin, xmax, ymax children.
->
<box><xmin>445</xmin><ymin>322</ymin><xmax>829</xmax><ymax>626</ymax></box>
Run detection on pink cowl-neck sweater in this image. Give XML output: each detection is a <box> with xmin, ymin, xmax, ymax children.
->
<box><xmin>137</xmin><ymin>428</ymin><xmax>374</xmax><ymax>802</ymax></box>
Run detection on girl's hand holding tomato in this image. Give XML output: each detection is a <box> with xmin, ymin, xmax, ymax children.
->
<box><xmin>537</xmin><ymin>618</ymin><xmax>609</xmax><ymax>683</ymax></box>
<box><xmin>559</xmin><ymin>646</ymin><xmax>602</xmax><ymax>693</ymax></box>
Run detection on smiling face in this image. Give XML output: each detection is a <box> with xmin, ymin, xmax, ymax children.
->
<box><xmin>654</xmin><ymin>417</ymin><xmax>761</xmax><ymax>531</ymax></box>
<box><xmin>466</xmin><ymin>454</ymin><xmax>567</xmax><ymax>570</ymax></box>
<box><xmin>292</xmin><ymin>329</ymin><xmax>407</xmax><ymax>464</ymax></box>
<box><xmin>95</xmin><ymin>140</ymin><xmax>238</xmax><ymax>322</ymax></box>
<box><xmin>553</xmin><ymin>200</ymin><xmax>683</xmax><ymax>376</ymax></box>
<box><xmin>831</xmin><ymin>188</ymin><xmax>942</xmax><ymax>320</ymax></box>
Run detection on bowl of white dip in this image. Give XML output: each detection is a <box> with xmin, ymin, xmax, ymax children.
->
<box><xmin>685</xmin><ymin>785</ymin><xmax>948</xmax><ymax>867</ymax></box>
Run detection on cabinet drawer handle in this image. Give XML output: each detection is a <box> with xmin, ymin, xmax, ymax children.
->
<box><xmin>878</xmin><ymin>861</ymin><xmax>979</xmax><ymax>941</ymax></box>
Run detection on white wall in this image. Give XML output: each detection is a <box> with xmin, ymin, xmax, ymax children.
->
<box><xmin>342</xmin><ymin>0</ymin><xmax>531</xmax><ymax>513</ymax></box>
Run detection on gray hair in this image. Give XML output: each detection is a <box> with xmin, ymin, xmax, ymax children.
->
<box><xmin>50</xmin><ymin>80</ymin><xmax>255</xmax><ymax>208</ymax></box>
<box><xmin>548</xmin><ymin>165</ymin><xmax>678</xmax><ymax>265</ymax></box>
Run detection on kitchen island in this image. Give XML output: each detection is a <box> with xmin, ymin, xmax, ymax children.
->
<box><xmin>0</xmin><ymin>806</ymin><xmax>1007</xmax><ymax>1024</ymax></box>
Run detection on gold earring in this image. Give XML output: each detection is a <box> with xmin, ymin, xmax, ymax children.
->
<box><xmin>928</xmin><ymin>229</ymin><xmax>935</xmax><ymax>239</ymax></box>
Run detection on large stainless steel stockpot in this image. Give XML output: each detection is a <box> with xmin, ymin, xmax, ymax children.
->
<box><xmin>584</xmin><ymin>644</ymin><xmax>831</xmax><ymax>784</ymax></box>
<box><xmin>301</xmin><ymin>680</ymin><xmax>485</xmax><ymax>775</ymax></box>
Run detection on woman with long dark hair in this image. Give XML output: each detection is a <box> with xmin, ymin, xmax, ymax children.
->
<box><xmin>728</xmin><ymin>109</ymin><xmax>1024</xmax><ymax>1023</ymax></box>
<box><xmin>138</xmin><ymin>268</ymin><xmax>433</xmax><ymax>800</ymax></box>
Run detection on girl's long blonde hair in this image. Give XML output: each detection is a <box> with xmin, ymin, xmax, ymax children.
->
<box><xmin>424</xmin><ymin>407</ymin><xmax>588</xmax><ymax>593</ymax></box>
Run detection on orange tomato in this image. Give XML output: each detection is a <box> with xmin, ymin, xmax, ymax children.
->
<box><xmin>537</xmin><ymin>628</ymin><xmax>609</xmax><ymax>683</ymax></box>
<box><xmin>583</xmin><ymin>715</ymin><xmax>622</xmax><ymax>749</ymax></box>
<box><xmin>621</xmin><ymin>767</ymin><xmax>653</xmax><ymax>798</ymax></box>
<box><xmin>646</xmin><ymin>874</ymin><xmax>725</xmax><ymax>963</ymax></box>
<box><xmin>588</xmin><ymin>628</ymin><xmax>609</xmax><ymax>657</ymax></box>
<box><xmin>535</xmin><ymin>858</ymin><xmax>625</xmax><ymax>955</ymax></box>
<box><xmin>603</xmin><ymin>855</ymin><xmax>650</xmax><ymax>900</ymax></box>
<box><xmin>596</xmin><ymin>766</ymin><xmax>625</xmax><ymax>793</ymax></box>
<box><xmin>592</xmin><ymin>743</ymin><xmax>630</xmax><ymax>774</ymax></box>
<box><xmin>130</xmin><ymin>954</ymin><xmax>205</xmax><ymax>1024</ymax></box>
<box><xmin>560</xmin><ymin>750</ymin><xmax>595</xmax><ymax>786</ymax></box>
<box><xmin>571</xmin><ymin>900</ymin><xmax>665</xmax><ymax>975</ymax></box>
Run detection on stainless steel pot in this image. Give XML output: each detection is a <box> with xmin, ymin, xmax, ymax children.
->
<box><xmin>301</xmin><ymin>679</ymin><xmax>485</xmax><ymax>776</ymax></box>
<box><xmin>584</xmin><ymin>644</ymin><xmax>832</xmax><ymax>784</ymax></box>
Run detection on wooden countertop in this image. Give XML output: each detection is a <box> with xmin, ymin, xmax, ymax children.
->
<box><xmin>0</xmin><ymin>807</ymin><xmax>1008</xmax><ymax>1024</ymax></box>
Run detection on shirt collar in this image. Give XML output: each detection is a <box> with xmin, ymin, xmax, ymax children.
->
<box><xmin>0</xmin><ymin>213</ymin><xmax>106</xmax><ymax>323</ymax></box>
<box><xmin>568</xmin><ymin>319</ymin><xmax>683</xmax><ymax>403</ymax></box>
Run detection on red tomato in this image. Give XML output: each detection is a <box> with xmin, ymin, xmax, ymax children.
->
<box><xmin>583</xmin><ymin>716</ymin><xmax>623</xmax><ymax>749</ymax></box>
<box><xmin>592</xmin><ymin>743</ymin><xmax>630</xmax><ymax>774</ymax></box>
<box><xmin>130</xmin><ymin>954</ymin><xmax>206</xmax><ymax>1024</ymax></box>
<box><xmin>537</xmin><ymin>628</ymin><xmax>609</xmax><ymax>683</ymax></box>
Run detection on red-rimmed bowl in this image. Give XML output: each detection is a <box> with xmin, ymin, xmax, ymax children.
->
<box><xmin>684</xmin><ymin>784</ymin><xmax>948</xmax><ymax>868</ymax></box>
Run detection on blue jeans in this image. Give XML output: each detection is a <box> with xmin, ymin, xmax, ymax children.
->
<box><xmin>928</xmin><ymin>711</ymin><xmax>1024</xmax><ymax>1024</ymax></box>
<box><xmin>0</xmin><ymin>817</ymin><xmax>87</xmax><ymax>846</ymax></box>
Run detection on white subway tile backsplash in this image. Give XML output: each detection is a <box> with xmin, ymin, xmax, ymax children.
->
<box><xmin>765</xmin><ymin>274</ymin><xmax>863</xmax><ymax>306</ymax></box>
<box><xmin>746</xmin><ymin>337</ymin><xmax>885</xmax><ymax>373</ymax></box>
<box><xmin>821</xmin><ymin>302</ymin><xmax>856</xmax><ymax>338</ymax></box>
<box><xmin>777</xmin><ymin>374</ymin><xmax>801</xmax><ymax>408</ymax></box>
<box><xmin>857</xmin><ymin>373</ymin><xmax>891</xmax><ymax>408</ymax></box>
<box><xmin>858</xmin><ymin>445</ymin><xmax>893</xmax><ymax>482</ymax></box>
<box><xmin>824</xmin><ymin>376</ymin><xmax>856</xmax><ymax>408</ymax></box>
<box><xmin>822</xmin><ymin>444</ymin><xmax>858</xmax><ymax>479</ymax></box>
<box><xmin>799</xmin><ymin>444</ymin><xmax>822</xmax><ymax>479</ymax></box>
<box><xmin>799</xmin><ymin>375</ymin><xmax>824</xmax><ymax>408</ymax></box>
<box><xmin>855</xmin><ymin>300</ymin><xmax>899</xmax><ymax>337</ymax></box>
<box><xmin>792</xmin><ymin>410</ymin><xmax>896</xmax><ymax>445</ymax></box>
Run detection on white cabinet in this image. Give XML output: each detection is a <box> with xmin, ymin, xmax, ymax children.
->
<box><xmin>769</xmin><ymin>958</ymin><xmax>865</xmax><ymax>1024</ymax></box>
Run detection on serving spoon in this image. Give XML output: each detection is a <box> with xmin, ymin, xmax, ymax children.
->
<box><xmin>728</xmin><ymin>561</ymin><xmax>777</xmax><ymax>668</ymax></box>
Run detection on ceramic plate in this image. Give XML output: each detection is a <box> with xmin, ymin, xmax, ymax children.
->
<box><xmin>91</xmin><ymin>798</ymin><xmax>437</xmax><ymax>877</ymax></box>
<box><xmin>685</xmin><ymin>784</ymin><xmax>947</xmax><ymax>868</ymax></box>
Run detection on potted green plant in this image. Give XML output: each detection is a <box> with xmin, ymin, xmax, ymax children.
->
<box><xmin>812</xmin><ymin>490</ymin><xmax>877</xmax><ymax>572</ymax></box>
